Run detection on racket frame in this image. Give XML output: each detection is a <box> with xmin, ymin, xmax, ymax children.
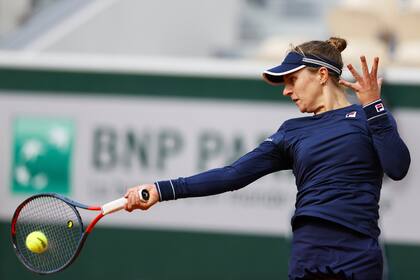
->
<box><xmin>10</xmin><ymin>190</ymin><xmax>147</xmax><ymax>274</ymax></box>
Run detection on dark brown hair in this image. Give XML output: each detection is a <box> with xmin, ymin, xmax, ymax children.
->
<box><xmin>293</xmin><ymin>37</ymin><xmax>347</xmax><ymax>84</ymax></box>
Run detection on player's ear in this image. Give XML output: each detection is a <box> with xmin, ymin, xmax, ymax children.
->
<box><xmin>318</xmin><ymin>67</ymin><xmax>329</xmax><ymax>85</ymax></box>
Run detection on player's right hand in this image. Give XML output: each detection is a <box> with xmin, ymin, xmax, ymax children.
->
<box><xmin>124</xmin><ymin>184</ymin><xmax>159</xmax><ymax>212</ymax></box>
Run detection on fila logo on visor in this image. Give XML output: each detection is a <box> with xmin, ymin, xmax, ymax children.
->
<box><xmin>375</xmin><ymin>103</ymin><xmax>385</xmax><ymax>112</ymax></box>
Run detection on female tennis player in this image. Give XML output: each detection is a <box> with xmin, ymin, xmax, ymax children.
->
<box><xmin>124</xmin><ymin>37</ymin><xmax>410</xmax><ymax>280</ymax></box>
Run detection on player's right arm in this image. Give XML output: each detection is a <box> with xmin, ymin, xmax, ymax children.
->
<box><xmin>125</xmin><ymin>128</ymin><xmax>291</xmax><ymax>211</ymax></box>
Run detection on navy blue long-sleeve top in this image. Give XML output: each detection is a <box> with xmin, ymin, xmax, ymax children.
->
<box><xmin>155</xmin><ymin>100</ymin><xmax>410</xmax><ymax>238</ymax></box>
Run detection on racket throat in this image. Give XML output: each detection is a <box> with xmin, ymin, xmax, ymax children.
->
<box><xmin>86</xmin><ymin>213</ymin><xmax>104</xmax><ymax>233</ymax></box>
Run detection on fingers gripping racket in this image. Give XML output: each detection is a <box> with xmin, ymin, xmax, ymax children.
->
<box><xmin>11</xmin><ymin>189</ymin><xmax>150</xmax><ymax>274</ymax></box>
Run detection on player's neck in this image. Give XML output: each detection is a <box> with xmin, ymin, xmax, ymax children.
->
<box><xmin>314</xmin><ymin>87</ymin><xmax>350</xmax><ymax>115</ymax></box>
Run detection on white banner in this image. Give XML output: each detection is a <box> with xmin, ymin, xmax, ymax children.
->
<box><xmin>0</xmin><ymin>92</ymin><xmax>417</xmax><ymax>243</ymax></box>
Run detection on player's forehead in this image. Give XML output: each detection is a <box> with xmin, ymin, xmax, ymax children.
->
<box><xmin>283</xmin><ymin>68</ymin><xmax>305</xmax><ymax>82</ymax></box>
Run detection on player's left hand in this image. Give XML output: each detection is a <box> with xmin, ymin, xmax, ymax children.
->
<box><xmin>124</xmin><ymin>183</ymin><xmax>159</xmax><ymax>212</ymax></box>
<box><xmin>339</xmin><ymin>56</ymin><xmax>383</xmax><ymax>106</ymax></box>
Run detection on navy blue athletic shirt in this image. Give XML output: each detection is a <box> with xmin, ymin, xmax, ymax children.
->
<box><xmin>155</xmin><ymin>100</ymin><xmax>410</xmax><ymax>238</ymax></box>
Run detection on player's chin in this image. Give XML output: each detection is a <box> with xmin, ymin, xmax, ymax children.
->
<box><xmin>296</xmin><ymin>104</ymin><xmax>307</xmax><ymax>113</ymax></box>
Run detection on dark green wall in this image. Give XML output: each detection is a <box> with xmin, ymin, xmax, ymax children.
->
<box><xmin>0</xmin><ymin>67</ymin><xmax>419</xmax><ymax>108</ymax></box>
<box><xmin>1</xmin><ymin>221</ymin><xmax>290</xmax><ymax>280</ymax></box>
<box><xmin>2</xmin><ymin>221</ymin><xmax>420</xmax><ymax>280</ymax></box>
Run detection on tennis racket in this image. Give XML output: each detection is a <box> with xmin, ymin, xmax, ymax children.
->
<box><xmin>11</xmin><ymin>189</ymin><xmax>150</xmax><ymax>274</ymax></box>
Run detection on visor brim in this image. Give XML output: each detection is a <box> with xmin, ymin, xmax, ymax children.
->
<box><xmin>262</xmin><ymin>64</ymin><xmax>306</xmax><ymax>85</ymax></box>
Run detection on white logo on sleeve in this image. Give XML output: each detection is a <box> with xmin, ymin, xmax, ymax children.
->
<box><xmin>345</xmin><ymin>111</ymin><xmax>357</xmax><ymax>118</ymax></box>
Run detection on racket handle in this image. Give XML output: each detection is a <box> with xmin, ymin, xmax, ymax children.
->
<box><xmin>102</xmin><ymin>189</ymin><xmax>149</xmax><ymax>215</ymax></box>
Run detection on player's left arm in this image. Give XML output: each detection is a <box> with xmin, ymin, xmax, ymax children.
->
<box><xmin>363</xmin><ymin>103</ymin><xmax>410</xmax><ymax>180</ymax></box>
<box><xmin>340</xmin><ymin>56</ymin><xmax>411</xmax><ymax>180</ymax></box>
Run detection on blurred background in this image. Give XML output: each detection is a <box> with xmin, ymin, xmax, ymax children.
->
<box><xmin>0</xmin><ymin>0</ymin><xmax>419</xmax><ymax>279</ymax></box>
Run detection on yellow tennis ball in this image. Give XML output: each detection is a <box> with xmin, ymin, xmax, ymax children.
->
<box><xmin>26</xmin><ymin>231</ymin><xmax>48</xmax><ymax>254</ymax></box>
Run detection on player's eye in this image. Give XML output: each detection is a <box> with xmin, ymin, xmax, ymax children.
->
<box><xmin>285</xmin><ymin>76</ymin><xmax>296</xmax><ymax>85</ymax></box>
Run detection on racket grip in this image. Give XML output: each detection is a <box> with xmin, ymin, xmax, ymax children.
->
<box><xmin>102</xmin><ymin>189</ymin><xmax>149</xmax><ymax>215</ymax></box>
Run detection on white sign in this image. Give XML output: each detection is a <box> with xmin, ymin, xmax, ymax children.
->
<box><xmin>0</xmin><ymin>92</ymin><xmax>417</xmax><ymax>243</ymax></box>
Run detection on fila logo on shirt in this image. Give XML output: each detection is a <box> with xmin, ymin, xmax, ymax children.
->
<box><xmin>375</xmin><ymin>103</ymin><xmax>385</xmax><ymax>112</ymax></box>
<box><xmin>345</xmin><ymin>111</ymin><xmax>357</xmax><ymax>118</ymax></box>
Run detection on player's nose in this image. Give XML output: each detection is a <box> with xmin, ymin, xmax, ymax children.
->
<box><xmin>283</xmin><ymin>85</ymin><xmax>293</xmax><ymax>96</ymax></box>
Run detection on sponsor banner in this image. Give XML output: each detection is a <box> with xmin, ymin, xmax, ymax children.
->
<box><xmin>0</xmin><ymin>92</ymin><xmax>418</xmax><ymax>243</ymax></box>
<box><xmin>11</xmin><ymin>118</ymin><xmax>74</xmax><ymax>194</ymax></box>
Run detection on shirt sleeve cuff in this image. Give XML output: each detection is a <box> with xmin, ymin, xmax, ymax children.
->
<box><xmin>154</xmin><ymin>180</ymin><xmax>177</xmax><ymax>201</ymax></box>
<box><xmin>362</xmin><ymin>99</ymin><xmax>388</xmax><ymax>121</ymax></box>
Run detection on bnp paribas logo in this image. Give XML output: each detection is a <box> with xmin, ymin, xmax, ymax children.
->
<box><xmin>11</xmin><ymin>118</ymin><xmax>74</xmax><ymax>194</ymax></box>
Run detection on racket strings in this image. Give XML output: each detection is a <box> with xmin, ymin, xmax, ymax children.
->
<box><xmin>13</xmin><ymin>196</ymin><xmax>83</xmax><ymax>273</ymax></box>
